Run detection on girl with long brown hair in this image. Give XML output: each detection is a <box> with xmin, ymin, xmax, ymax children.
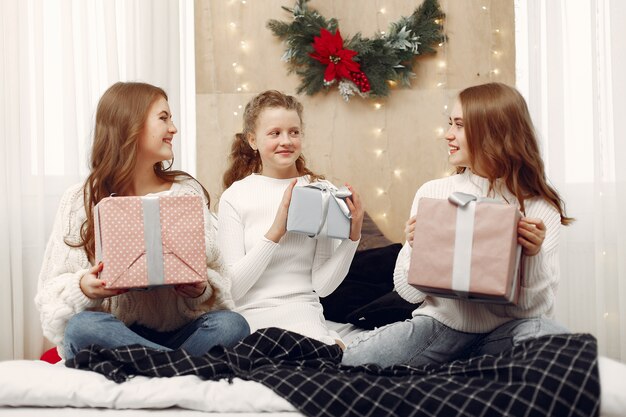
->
<box><xmin>36</xmin><ymin>82</ymin><xmax>248</xmax><ymax>360</ymax></box>
<box><xmin>343</xmin><ymin>82</ymin><xmax>571</xmax><ymax>367</ymax></box>
<box><xmin>218</xmin><ymin>90</ymin><xmax>364</xmax><ymax>346</ymax></box>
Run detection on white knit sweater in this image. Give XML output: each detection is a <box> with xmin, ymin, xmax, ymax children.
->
<box><xmin>35</xmin><ymin>178</ymin><xmax>234</xmax><ymax>358</ymax></box>
<box><xmin>217</xmin><ymin>174</ymin><xmax>359</xmax><ymax>344</ymax></box>
<box><xmin>394</xmin><ymin>170</ymin><xmax>562</xmax><ymax>333</ymax></box>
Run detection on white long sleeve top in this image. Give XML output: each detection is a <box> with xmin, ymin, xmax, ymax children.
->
<box><xmin>394</xmin><ymin>170</ymin><xmax>562</xmax><ymax>333</ymax></box>
<box><xmin>217</xmin><ymin>174</ymin><xmax>359</xmax><ymax>343</ymax></box>
<box><xmin>35</xmin><ymin>178</ymin><xmax>234</xmax><ymax>358</ymax></box>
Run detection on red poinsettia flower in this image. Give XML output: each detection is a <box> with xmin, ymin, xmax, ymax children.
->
<box><xmin>309</xmin><ymin>28</ymin><xmax>361</xmax><ymax>83</ymax></box>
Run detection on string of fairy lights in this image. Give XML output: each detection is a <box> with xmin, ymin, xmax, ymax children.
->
<box><xmin>228</xmin><ymin>0</ymin><xmax>250</xmax><ymax>117</ymax></box>
<box><xmin>221</xmin><ymin>0</ymin><xmax>506</xmax><ymax>237</ymax></box>
<box><xmin>367</xmin><ymin>0</ymin><xmax>450</xmax><ymax>224</ymax></box>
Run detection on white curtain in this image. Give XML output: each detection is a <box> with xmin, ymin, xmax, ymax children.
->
<box><xmin>516</xmin><ymin>0</ymin><xmax>626</xmax><ymax>361</ymax></box>
<box><xmin>0</xmin><ymin>0</ymin><xmax>196</xmax><ymax>360</ymax></box>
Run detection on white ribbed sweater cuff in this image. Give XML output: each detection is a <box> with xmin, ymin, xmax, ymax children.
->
<box><xmin>70</xmin><ymin>269</ymin><xmax>104</xmax><ymax>310</ymax></box>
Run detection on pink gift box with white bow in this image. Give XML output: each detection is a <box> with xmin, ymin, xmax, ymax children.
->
<box><xmin>408</xmin><ymin>192</ymin><xmax>522</xmax><ymax>304</ymax></box>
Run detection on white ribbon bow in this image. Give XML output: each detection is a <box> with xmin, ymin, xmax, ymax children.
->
<box><xmin>303</xmin><ymin>180</ymin><xmax>352</xmax><ymax>237</ymax></box>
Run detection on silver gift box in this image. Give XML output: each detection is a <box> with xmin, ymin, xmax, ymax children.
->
<box><xmin>286</xmin><ymin>182</ymin><xmax>352</xmax><ymax>239</ymax></box>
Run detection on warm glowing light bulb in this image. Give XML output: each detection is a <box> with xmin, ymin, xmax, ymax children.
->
<box><xmin>482</xmin><ymin>6</ymin><xmax>488</xmax><ymax>10</ymax></box>
<box><xmin>376</xmin><ymin>188</ymin><xmax>384</xmax><ymax>196</ymax></box>
<box><xmin>379</xmin><ymin>8</ymin><xmax>386</xmax><ymax>14</ymax></box>
<box><xmin>375</xmin><ymin>128</ymin><xmax>383</xmax><ymax>135</ymax></box>
<box><xmin>374</xmin><ymin>103</ymin><xmax>382</xmax><ymax>110</ymax></box>
<box><xmin>375</xmin><ymin>149</ymin><xmax>384</xmax><ymax>157</ymax></box>
<box><xmin>393</xmin><ymin>169</ymin><xmax>402</xmax><ymax>178</ymax></box>
<box><xmin>436</xmin><ymin>127</ymin><xmax>445</xmax><ymax>136</ymax></box>
<box><xmin>233</xmin><ymin>111</ymin><xmax>238</xmax><ymax>116</ymax></box>
<box><xmin>229</xmin><ymin>22</ymin><xmax>236</xmax><ymax>29</ymax></box>
<box><xmin>438</xmin><ymin>61</ymin><xmax>446</xmax><ymax>69</ymax></box>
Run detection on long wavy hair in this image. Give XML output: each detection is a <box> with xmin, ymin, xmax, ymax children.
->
<box><xmin>222</xmin><ymin>90</ymin><xmax>323</xmax><ymax>189</ymax></box>
<box><xmin>74</xmin><ymin>81</ymin><xmax>209</xmax><ymax>262</ymax></box>
<box><xmin>457</xmin><ymin>82</ymin><xmax>572</xmax><ymax>225</ymax></box>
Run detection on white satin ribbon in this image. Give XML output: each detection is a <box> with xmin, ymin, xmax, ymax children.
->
<box><xmin>304</xmin><ymin>180</ymin><xmax>352</xmax><ymax>237</ymax></box>
<box><xmin>447</xmin><ymin>192</ymin><xmax>503</xmax><ymax>297</ymax></box>
<box><xmin>142</xmin><ymin>196</ymin><xmax>165</xmax><ymax>286</ymax></box>
<box><xmin>450</xmin><ymin>196</ymin><xmax>475</xmax><ymax>297</ymax></box>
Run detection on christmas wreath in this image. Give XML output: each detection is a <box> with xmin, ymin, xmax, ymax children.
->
<box><xmin>267</xmin><ymin>0</ymin><xmax>445</xmax><ymax>101</ymax></box>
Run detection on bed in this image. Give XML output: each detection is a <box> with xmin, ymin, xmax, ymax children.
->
<box><xmin>2</xmin><ymin>217</ymin><xmax>625</xmax><ymax>416</ymax></box>
<box><xmin>1</xmin><ymin>321</ymin><xmax>625</xmax><ymax>417</ymax></box>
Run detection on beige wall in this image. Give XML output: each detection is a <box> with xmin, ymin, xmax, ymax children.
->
<box><xmin>195</xmin><ymin>0</ymin><xmax>515</xmax><ymax>243</ymax></box>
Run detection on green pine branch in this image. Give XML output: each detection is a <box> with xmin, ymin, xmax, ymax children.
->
<box><xmin>267</xmin><ymin>0</ymin><xmax>445</xmax><ymax>100</ymax></box>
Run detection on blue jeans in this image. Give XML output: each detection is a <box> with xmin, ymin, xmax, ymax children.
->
<box><xmin>341</xmin><ymin>315</ymin><xmax>569</xmax><ymax>367</ymax></box>
<box><xmin>63</xmin><ymin>310</ymin><xmax>250</xmax><ymax>360</ymax></box>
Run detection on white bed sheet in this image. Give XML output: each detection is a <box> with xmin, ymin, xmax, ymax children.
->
<box><xmin>0</xmin><ymin>360</ymin><xmax>296</xmax><ymax>414</ymax></box>
<box><xmin>1</xmin><ymin>322</ymin><xmax>624</xmax><ymax>417</ymax></box>
<box><xmin>598</xmin><ymin>356</ymin><xmax>626</xmax><ymax>417</ymax></box>
<box><xmin>1</xmin><ymin>410</ymin><xmax>301</xmax><ymax>417</ymax></box>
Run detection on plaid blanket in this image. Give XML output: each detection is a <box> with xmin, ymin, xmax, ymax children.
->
<box><xmin>67</xmin><ymin>328</ymin><xmax>600</xmax><ymax>417</ymax></box>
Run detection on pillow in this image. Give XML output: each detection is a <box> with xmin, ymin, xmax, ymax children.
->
<box><xmin>356</xmin><ymin>212</ymin><xmax>394</xmax><ymax>252</ymax></box>
<box><xmin>40</xmin><ymin>347</ymin><xmax>62</xmax><ymax>364</ymax></box>
<box><xmin>321</xmin><ymin>243</ymin><xmax>417</xmax><ymax>328</ymax></box>
<box><xmin>346</xmin><ymin>291</ymin><xmax>416</xmax><ymax>330</ymax></box>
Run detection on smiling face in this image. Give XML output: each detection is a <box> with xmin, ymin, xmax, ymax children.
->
<box><xmin>248</xmin><ymin>107</ymin><xmax>302</xmax><ymax>179</ymax></box>
<box><xmin>136</xmin><ymin>96</ymin><xmax>177</xmax><ymax>166</ymax></box>
<box><xmin>445</xmin><ymin>99</ymin><xmax>472</xmax><ymax>169</ymax></box>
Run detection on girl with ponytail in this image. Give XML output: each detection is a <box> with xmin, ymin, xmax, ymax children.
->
<box><xmin>218</xmin><ymin>90</ymin><xmax>364</xmax><ymax>346</ymax></box>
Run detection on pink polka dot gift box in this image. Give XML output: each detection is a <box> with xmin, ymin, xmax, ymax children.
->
<box><xmin>94</xmin><ymin>195</ymin><xmax>208</xmax><ymax>289</ymax></box>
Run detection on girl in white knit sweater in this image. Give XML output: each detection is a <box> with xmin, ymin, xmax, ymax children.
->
<box><xmin>218</xmin><ymin>90</ymin><xmax>364</xmax><ymax>345</ymax></box>
<box><xmin>36</xmin><ymin>82</ymin><xmax>249</xmax><ymax>361</ymax></box>
<box><xmin>342</xmin><ymin>82</ymin><xmax>572</xmax><ymax>367</ymax></box>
